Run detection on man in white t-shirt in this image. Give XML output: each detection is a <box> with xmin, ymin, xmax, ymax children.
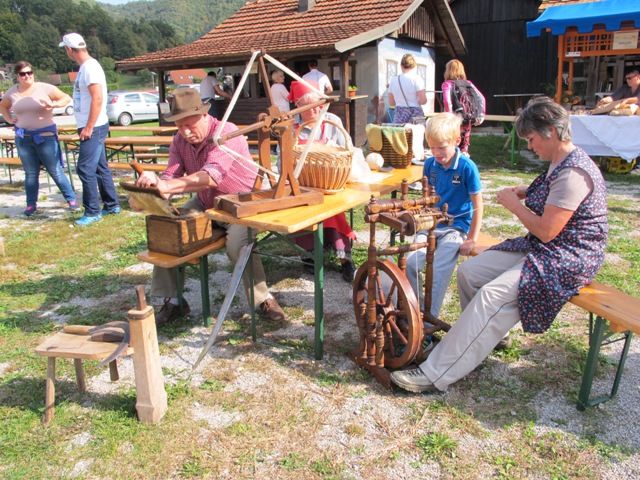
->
<box><xmin>60</xmin><ymin>32</ymin><xmax>120</xmax><ymax>226</ymax></box>
<box><xmin>302</xmin><ymin>60</ymin><xmax>333</xmax><ymax>95</ymax></box>
<box><xmin>200</xmin><ymin>71</ymin><xmax>230</xmax><ymax>102</ymax></box>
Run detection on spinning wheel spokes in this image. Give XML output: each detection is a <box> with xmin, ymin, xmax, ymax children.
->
<box><xmin>353</xmin><ymin>259</ymin><xmax>422</xmax><ymax>369</ymax></box>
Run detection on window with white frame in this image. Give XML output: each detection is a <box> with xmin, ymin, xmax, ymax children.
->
<box><xmin>416</xmin><ymin>64</ymin><xmax>428</xmax><ymax>90</ymax></box>
<box><xmin>386</xmin><ymin>60</ymin><xmax>398</xmax><ymax>86</ymax></box>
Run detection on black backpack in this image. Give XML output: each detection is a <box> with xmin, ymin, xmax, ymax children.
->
<box><xmin>451</xmin><ymin>79</ymin><xmax>485</xmax><ymax>126</ymax></box>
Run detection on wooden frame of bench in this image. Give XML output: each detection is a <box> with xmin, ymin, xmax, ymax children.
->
<box><xmin>472</xmin><ymin>232</ymin><xmax>639</xmax><ymax>410</ymax></box>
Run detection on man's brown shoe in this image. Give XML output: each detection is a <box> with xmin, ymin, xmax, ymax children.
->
<box><xmin>156</xmin><ymin>298</ymin><xmax>190</xmax><ymax>325</ymax></box>
<box><xmin>259</xmin><ymin>297</ymin><xmax>285</xmax><ymax>322</ymax></box>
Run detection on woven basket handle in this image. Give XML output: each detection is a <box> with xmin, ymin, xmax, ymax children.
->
<box><xmin>296</xmin><ymin>118</ymin><xmax>354</xmax><ymax>151</ymax></box>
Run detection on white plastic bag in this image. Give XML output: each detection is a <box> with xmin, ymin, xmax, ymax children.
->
<box><xmin>349</xmin><ymin>147</ymin><xmax>372</xmax><ymax>182</ymax></box>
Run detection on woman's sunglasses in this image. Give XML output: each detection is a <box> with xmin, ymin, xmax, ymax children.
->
<box><xmin>18</xmin><ymin>71</ymin><xmax>34</xmax><ymax>77</ymax></box>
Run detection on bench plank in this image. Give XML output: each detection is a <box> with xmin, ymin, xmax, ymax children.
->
<box><xmin>571</xmin><ymin>282</ymin><xmax>640</xmax><ymax>334</ymax></box>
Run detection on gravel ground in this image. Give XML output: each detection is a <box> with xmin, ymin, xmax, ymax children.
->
<box><xmin>1</xmin><ymin>156</ymin><xmax>639</xmax><ymax>478</ymax></box>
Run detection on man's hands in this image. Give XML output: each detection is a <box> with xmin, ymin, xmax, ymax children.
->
<box><xmin>136</xmin><ymin>171</ymin><xmax>159</xmax><ymax>188</ymax></box>
<box><xmin>135</xmin><ymin>171</ymin><xmax>171</xmax><ymax>199</ymax></box>
<box><xmin>79</xmin><ymin>125</ymin><xmax>94</xmax><ymax>141</ymax></box>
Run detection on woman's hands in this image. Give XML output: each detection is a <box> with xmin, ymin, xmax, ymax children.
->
<box><xmin>495</xmin><ymin>187</ymin><xmax>523</xmax><ymax>213</ymax></box>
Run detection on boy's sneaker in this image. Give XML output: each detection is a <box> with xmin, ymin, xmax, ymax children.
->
<box><xmin>101</xmin><ymin>205</ymin><xmax>121</xmax><ymax>215</ymax></box>
<box><xmin>24</xmin><ymin>205</ymin><xmax>37</xmax><ymax>217</ymax></box>
<box><xmin>75</xmin><ymin>214</ymin><xmax>102</xmax><ymax>226</ymax></box>
<box><xmin>68</xmin><ymin>200</ymin><xmax>80</xmax><ymax>211</ymax></box>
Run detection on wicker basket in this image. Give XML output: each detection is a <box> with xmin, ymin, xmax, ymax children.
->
<box><xmin>380</xmin><ymin>126</ymin><xmax>413</xmax><ymax>168</ymax></box>
<box><xmin>293</xmin><ymin>119</ymin><xmax>353</xmax><ymax>194</ymax></box>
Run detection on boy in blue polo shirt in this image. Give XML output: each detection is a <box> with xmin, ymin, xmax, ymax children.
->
<box><xmin>406</xmin><ymin>112</ymin><xmax>483</xmax><ymax>320</ymax></box>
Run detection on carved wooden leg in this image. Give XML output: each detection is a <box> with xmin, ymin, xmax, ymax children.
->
<box><xmin>109</xmin><ymin>360</ymin><xmax>119</xmax><ymax>382</ymax></box>
<box><xmin>73</xmin><ymin>358</ymin><xmax>87</xmax><ymax>393</ymax></box>
<box><xmin>43</xmin><ymin>357</ymin><xmax>56</xmax><ymax>425</ymax></box>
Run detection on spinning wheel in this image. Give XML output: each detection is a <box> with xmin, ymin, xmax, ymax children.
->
<box><xmin>353</xmin><ymin>259</ymin><xmax>422</xmax><ymax>369</ymax></box>
<box><xmin>350</xmin><ymin>178</ymin><xmax>452</xmax><ymax>388</ymax></box>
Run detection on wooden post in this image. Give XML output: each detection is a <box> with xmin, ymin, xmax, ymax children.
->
<box><xmin>128</xmin><ymin>286</ymin><xmax>167</xmax><ymax>424</ymax></box>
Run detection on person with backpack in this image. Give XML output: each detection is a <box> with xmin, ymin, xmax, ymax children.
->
<box><xmin>442</xmin><ymin>59</ymin><xmax>485</xmax><ymax>153</ymax></box>
<box><xmin>388</xmin><ymin>54</ymin><xmax>427</xmax><ymax>124</ymax></box>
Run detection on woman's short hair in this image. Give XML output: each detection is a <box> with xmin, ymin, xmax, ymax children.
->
<box><xmin>515</xmin><ymin>96</ymin><xmax>571</xmax><ymax>141</ymax></box>
<box><xmin>271</xmin><ymin>70</ymin><xmax>284</xmax><ymax>82</ymax></box>
<box><xmin>426</xmin><ymin>112</ymin><xmax>462</xmax><ymax>144</ymax></box>
<box><xmin>14</xmin><ymin>61</ymin><xmax>33</xmax><ymax>75</ymax></box>
<box><xmin>401</xmin><ymin>54</ymin><xmax>417</xmax><ymax>70</ymax></box>
<box><xmin>444</xmin><ymin>59</ymin><xmax>466</xmax><ymax>81</ymax></box>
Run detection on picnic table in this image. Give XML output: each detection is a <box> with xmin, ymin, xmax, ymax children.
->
<box><xmin>206</xmin><ymin>165</ymin><xmax>424</xmax><ymax>360</ymax></box>
<box><xmin>493</xmin><ymin>93</ymin><xmax>544</xmax><ymax>115</ymax></box>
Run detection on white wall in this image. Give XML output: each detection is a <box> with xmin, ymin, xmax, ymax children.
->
<box><xmin>376</xmin><ymin>37</ymin><xmax>437</xmax><ymax>114</ymax></box>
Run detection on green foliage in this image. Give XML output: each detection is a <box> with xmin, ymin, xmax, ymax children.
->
<box><xmin>416</xmin><ymin>432</ymin><xmax>458</xmax><ymax>460</ymax></box>
<box><xmin>104</xmin><ymin>0</ymin><xmax>246</xmax><ymax>43</ymax></box>
<box><xmin>0</xmin><ymin>0</ymin><xmax>183</xmax><ymax>72</ymax></box>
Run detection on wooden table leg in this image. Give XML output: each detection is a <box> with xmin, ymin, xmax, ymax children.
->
<box><xmin>73</xmin><ymin>358</ymin><xmax>87</xmax><ymax>393</ymax></box>
<box><xmin>43</xmin><ymin>357</ymin><xmax>56</xmax><ymax>425</ymax></box>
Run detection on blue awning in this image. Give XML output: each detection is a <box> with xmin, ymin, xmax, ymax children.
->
<box><xmin>527</xmin><ymin>0</ymin><xmax>640</xmax><ymax>37</ymax></box>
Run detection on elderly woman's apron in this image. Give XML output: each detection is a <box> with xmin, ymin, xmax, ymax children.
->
<box><xmin>491</xmin><ymin>148</ymin><xmax>608</xmax><ymax>333</ymax></box>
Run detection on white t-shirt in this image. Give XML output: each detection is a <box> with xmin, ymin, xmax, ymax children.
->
<box><xmin>271</xmin><ymin>83</ymin><xmax>290</xmax><ymax>112</ymax></box>
<box><xmin>73</xmin><ymin>57</ymin><xmax>108</xmax><ymax>128</ymax></box>
<box><xmin>302</xmin><ymin>69</ymin><xmax>332</xmax><ymax>94</ymax></box>
<box><xmin>298</xmin><ymin>112</ymin><xmax>345</xmax><ymax>147</ymax></box>
<box><xmin>389</xmin><ymin>71</ymin><xmax>423</xmax><ymax>107</ymax></box>
<box><xmin>200</xmin><ymin>75</ymin><xmax>218</xmax><ymax>100</ymax></box>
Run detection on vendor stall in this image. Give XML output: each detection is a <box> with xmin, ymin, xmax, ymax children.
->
<box><xmin>527</xmin><ymin>0</ymin><xmax>640</xmax><ymax>107</ymax></box>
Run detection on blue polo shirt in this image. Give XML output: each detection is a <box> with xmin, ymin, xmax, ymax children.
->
<box><xmin>423</xmin><ymin>148</ymin><xmax>482</xmax><ymax>234</ymax></box>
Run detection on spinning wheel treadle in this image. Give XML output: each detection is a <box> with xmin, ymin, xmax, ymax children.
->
<box><xmin>353</xmin><ymin>259</ymin><xmax>422</xmax><ymax>368</ymax></box>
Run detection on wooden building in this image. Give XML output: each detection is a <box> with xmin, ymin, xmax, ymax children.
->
<box><xmin>116</xmin><ymin>0</ymin><xmax>466</xmax><ymax>146</ymax></box>
<box><xmin>443</xmin><ymin>0</ymin><xmax>556</xmax><ymax>115</ymax></box>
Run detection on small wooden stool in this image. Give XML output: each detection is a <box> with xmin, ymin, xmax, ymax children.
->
<box><xmin>137</xmin><ymin>235</ymin><xmax>226</xmax><ymax>326</ymax></box>
<box><xmin>35</xmin><ymin>332</ymin><xmax>133</xmax><ymax>424</ymax></box>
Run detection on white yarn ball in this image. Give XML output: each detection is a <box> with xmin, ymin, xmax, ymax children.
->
<box><xmin>366</xmin><ymin>152</ymin><xmax>384</xmax><ymax>170</ymax></box>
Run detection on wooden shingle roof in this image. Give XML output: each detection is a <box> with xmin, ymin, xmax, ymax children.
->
<box><xmin>117</xmin><ymin>0</ymin><xmax>463</xmax><ymax>71</ymax></box>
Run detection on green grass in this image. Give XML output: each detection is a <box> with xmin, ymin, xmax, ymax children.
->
<box><xmin>0</xmin><ymin>134</ymin><xmax>637</xmax><ymax>478</ymax></box>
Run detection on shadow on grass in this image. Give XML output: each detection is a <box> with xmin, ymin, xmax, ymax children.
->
<box><xmin>0</xmin><ymin>273</ymin><xmax>151</xmax><ymax>334</ymax></box>
<box><xmin>0</xmin><ymin>375</ymin><xmax>137</xmax><ymax>420</ymax></box>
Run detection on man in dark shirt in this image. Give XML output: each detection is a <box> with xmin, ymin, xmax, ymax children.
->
<box><xmin>600</xmin><ymin>68</ymin><xmax>640</xmax><ymax>104</ymax></box>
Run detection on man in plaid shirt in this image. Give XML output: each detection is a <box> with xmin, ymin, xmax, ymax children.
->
<box><xmin>136</xmin><ymin>89</ymin><xmax>285</xmax><ymax>325</ymax></box>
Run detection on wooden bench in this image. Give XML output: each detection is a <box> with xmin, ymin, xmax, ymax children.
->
<box><xmin>108</xmin><ymin>162</ymin><xmax>166</xmax><ymax>173</ymax></box>
<box><xmin>0</xmin><ymin>157</ymin><xmax>22</xmax><ymax>184</ymax></box>
<box><xmin>134</xmin><ymin>153</ymin><xmax>169</xmax><ymax>163</ymax></box>
<box><xmin>35</xmin><ymin>332</ymin><xmax>133</xmax><ymax>424</ymax></box>
<box><xmin>471</xmin><ymin>232</ymin><xmax>640</xmax><ymax>409</ymax></box>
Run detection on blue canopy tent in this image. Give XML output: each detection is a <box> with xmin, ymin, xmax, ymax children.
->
<box><xmin>525</xmin><ymin>0</ymin><xmax>640</xmax><ymax>103</ymax></box>
<box><xmin>527</xmin><ymin>0</ymin><xmax>640</xmax><ymax>37</ymax></box>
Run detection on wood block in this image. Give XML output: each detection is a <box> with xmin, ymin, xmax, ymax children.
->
<box><xmin>214</xmin><ymin>188</ymin><xmax>324</xmax><ymax>218</ymax></box>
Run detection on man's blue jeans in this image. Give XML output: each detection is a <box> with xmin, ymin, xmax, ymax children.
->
<box><xmin>406</xmin><ymin>228</ymin><xmax>466</xmax><ymax>318</ymax></box>
<box><xmin>15</xmin><ymin>133</ymin><xmax>76</xmax><ymax>207</ymax></box>
<box><xmin>75</xmin><ymin>123</ymin><xmax>119</xmax><ymax>216</ymax></box>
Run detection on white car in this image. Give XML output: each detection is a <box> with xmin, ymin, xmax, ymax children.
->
<box><xmin>106</xmin><ymin>90</ymin><xmax>159</xmax><ymax>126</ymax></box>
<box><xmin>53</xmin><ymin>104</ymin><xmax>74</xmax><ymax>116</ymax></box>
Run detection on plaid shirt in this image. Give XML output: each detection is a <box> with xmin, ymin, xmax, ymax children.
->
<box><xmin>161</xmin><ymin>116</ymin><xmax>257</xmax><ymax>209</ymax></box>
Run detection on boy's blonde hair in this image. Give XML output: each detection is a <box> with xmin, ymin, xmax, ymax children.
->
<box><xmin>425</xmin><ymin>112</ymin><xmax>462</xmax><ymax>144</ymax></box>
